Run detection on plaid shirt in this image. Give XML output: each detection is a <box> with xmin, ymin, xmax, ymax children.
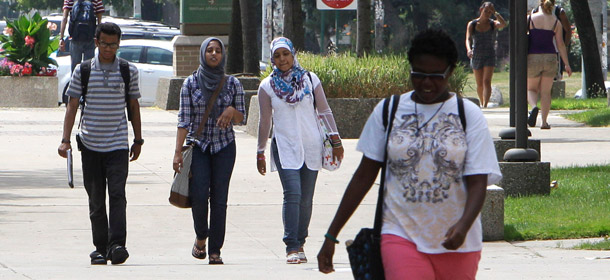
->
<box><xmin>178</xmin><ymin>74</ymin><xmax>246</xmax><ymax>154</ymax></box>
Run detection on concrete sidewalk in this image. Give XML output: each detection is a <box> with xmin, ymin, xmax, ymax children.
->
<box><xmin>0</xmin><ymin>107</ymin><xmax>609</xmax><ymax>279</ymax></box>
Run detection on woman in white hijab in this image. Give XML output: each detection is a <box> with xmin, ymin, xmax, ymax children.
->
<box><xmin>256</xmin><ymin>37</ymin><xmax>344</xmax><ymax>264</ymax></box>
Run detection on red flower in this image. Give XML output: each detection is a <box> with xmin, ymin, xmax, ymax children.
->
<box><xmin>22</xmin><ymin>62</ymin><xmax>32</xmax><ymax>75</ymax></box>
<box><xmin>25</xmin><ymin>36</ymin><xmax>35</xmax><ymax>48</ymax></box>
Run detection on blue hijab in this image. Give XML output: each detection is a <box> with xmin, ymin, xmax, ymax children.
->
<box><xmin>269</xmin><ymin>37</ymin><xmax>312</xmax><ymax>104</ymax></box>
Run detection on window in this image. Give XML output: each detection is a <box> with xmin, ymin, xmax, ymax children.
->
<box><xmin>145</xmin><ymin>47</ymin><xmax>172</xmax><ymax>66</ymax></box>
<box><xmin>117</xmin><ymin>46</ymin><xmax>142</xmax><ymax>63</ymax></box>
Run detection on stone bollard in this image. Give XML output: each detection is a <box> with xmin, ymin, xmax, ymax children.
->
<box><xmin>482</xmin><ymin>185</ymin><xmax>505</xmax><ymax>241</ymax></box>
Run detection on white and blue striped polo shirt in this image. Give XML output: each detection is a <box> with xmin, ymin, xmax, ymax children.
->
<box><xmin>67</xmin><ymin>55</ymin><xmax>141</xmax><ymax>152</ymax></box>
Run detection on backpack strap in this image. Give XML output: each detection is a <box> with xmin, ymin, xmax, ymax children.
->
<box><xmin>373</xmin><ymin>94</ymin><xmax>400</xmax><ymax>233</ymax></box>
<box><xmin>469</xmin><ymin>19</ymin><xmax>478</xmax><ymax>35</ymax></box>
<box><xmin>457</xmin><ymin>96</ymin><xmax>467</xmax><ymax>132</ymax></box>
<box><xmin>77</xmin><ymin>59</ymin><xmax>92</xmax><ymax>128</ymax></box>
<box><xmin>118</xmin><ymin>58</ymin><xmax>133</xmax><ymax>121</ymax></box>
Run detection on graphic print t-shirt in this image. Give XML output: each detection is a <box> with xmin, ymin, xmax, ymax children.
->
<box><xmin>357</xmin><ymin>91</ymin><xmax>502</xmax><ymax>254</ymax></box>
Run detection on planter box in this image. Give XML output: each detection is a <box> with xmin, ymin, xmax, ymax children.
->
<box><xmin>0</xmin><ymin>76</ymin><xmax>58</xmax><ymax>108</ymax></box>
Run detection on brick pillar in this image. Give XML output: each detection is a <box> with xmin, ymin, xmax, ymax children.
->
<box><xmin>172</xmin><ymin>35</ymin><xmax>230</xmax><ymax>77</ymax></box>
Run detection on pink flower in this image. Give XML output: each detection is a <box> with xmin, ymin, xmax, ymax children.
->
<box><xmin>3</xmin><ymin>27</ymin><xmax>13</xmax><ymax>36</ymax></box>
<box><xmin>25</xmin><ymin>36</ymin><xmax>35</xmax><ymax>48</ymax></box>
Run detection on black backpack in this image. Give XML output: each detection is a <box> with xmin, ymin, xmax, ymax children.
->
<box><xmin>68</xmin><ymin>0</ymin><xmax>97</xmax><ymax>42</ymax></box>
<box><xmin>79</xmin><ymin>58</ymin><xmax>134</xmax><ymax>121</ymax></box>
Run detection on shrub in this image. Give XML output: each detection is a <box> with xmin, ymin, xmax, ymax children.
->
<box><xmin>261</xmin><ymin>52</ymin><xmax>469</xmax><ymax>98</ymax></box>
<box><xmin>0</xmin><ymin>12</ymin><xmax>59</xmax><ymax>76</ymax></box>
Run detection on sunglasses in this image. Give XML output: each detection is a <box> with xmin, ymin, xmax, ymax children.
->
<box><xmin>410</xmin><ymin>66</ymin><xmax>451</xmax><ymax>81</ymax></box>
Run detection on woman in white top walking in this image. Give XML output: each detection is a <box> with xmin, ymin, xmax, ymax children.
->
<box><xmin>256</xmin><ymin>37</ymin><xmax>344</xmax><ymax>264</ymax></box>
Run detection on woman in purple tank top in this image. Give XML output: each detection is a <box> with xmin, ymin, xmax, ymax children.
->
<box><xmin>526</xmin><ymin>0</ymin><xmax>572</xmax><ymax>129</ymax></box>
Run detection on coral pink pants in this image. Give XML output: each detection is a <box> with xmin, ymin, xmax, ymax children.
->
<box><xmin>380</xmin><ymin>234</ymin><xmax>481</xmax><ymax>280</ymax></box>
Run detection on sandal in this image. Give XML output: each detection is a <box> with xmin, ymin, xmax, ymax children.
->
<box><xmin>528</xmin><ymin>107</ymin><xmax>539</xmax><ymax>127</ymax></box>
<box><xmin>298</xmin><ymin>248</ymin><xmax>307</xmax><ymax>263</ymax></box>
<box><xmin>209</xmin><ymin>254</ymin><xmax>224</xmax><ymax>265</ymax></box>
<box><xmin>540</xmin><ymin>123</ymin><xmax>551</xmax><ymax>130</ymax></box>
<box><xmin>286</xmin><ymin>252</ymin><xmax>300</xmax><ymax>264</ymax></box>
<box><xmin>192</xmin><ymin>240</ymin><xmax>206</xmax><ymax>259</ymax></box>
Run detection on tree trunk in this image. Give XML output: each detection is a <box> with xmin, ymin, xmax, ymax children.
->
<box><xmin>382</xmin><ymin>0</ymin><xmax>408</xmax><ymax>51</ymax></box>
<box><xmin>356</xmin><ymin>0</ymin><xmax>372</xmax><ymax>57</ymax></box>
<box><xmin>570</xmin><ymin>0</ymin><xmax>606</xmax><ymax>98</ymax></box>
<box><xmin>240</xmin><ymin>0</ymin><xmax>260</xmax><ymax>75</ymax></box>
<box><xmin>291</xmin><ymin>0</ymin><xmax>305</xmax><ymax>51</ymax></box>
<box><xmin>282</xmin><ymin>0</ymin><xmax>294</xmax><ymax>40</ymax></box>
<box><xmin>227</xmin><ymin>0</ymin><xmax>243</xmax><ymax>74</ymax></box>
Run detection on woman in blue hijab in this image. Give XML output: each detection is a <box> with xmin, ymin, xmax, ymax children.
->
<box><xmin>173</xmin><ymin>37</ymin><xmax>246</xmax><ymax>265</ymax></box>
<box><xmin>256</xmin><ymin>37</ymin><xmax>344</xmax><ymax>264</ymax></box>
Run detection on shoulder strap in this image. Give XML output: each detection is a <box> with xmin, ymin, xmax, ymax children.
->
<box><xmin>489</xmin><ymin>18</ymin><xmax>495</xmax><ymax>30</ymax></box>
<box><xmin>194</xmin><ymin>75</ymin><xmax>227</xmax><ymax>139</ymax></box>
<box><xmin>528</xmin><ymin>15</ymin><xmax>533</xmax><ymax>30</ymax></box>
<box><xmin>308</xmin><ymin>72</ymin><xmax>316</xmax><ymax>108</ymax></box>
<box><xmin>457</xmin><ymin>96</ymin><xmax>467</xmax><ymax>131</ymax></box>
<box><xmin>552</xmin><ymin>19</ymin><xmax>559</xmax><ymax>31</ymax></box>
<box><xmin>118</xmin><ymin>58</ymin><xmax>133</xmax><ymax>121</ymax></box>
<box><xmin>374</xmin><ymin>94</ymin><xmax>400</xmax><ymax>232</ymax></box>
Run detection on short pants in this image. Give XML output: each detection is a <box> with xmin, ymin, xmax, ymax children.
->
<box><xmin>527</xmin><ymin>53</ymin><xmax>558</xmax><ymax>78</ymax></box>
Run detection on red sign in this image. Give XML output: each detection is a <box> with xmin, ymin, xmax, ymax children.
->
<box><xmin>321</xmin><ymin>0</ymin><xmax>354</xmax><ymax>9</ymax></box>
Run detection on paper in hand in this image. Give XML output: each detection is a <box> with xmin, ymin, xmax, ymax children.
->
<box><xmin>67</xmin><ymin>149</ymin><xmax>74</xmax><ymax>188</ymax></box>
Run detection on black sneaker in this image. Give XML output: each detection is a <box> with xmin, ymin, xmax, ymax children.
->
<box><xmin>528</xmin><ymin>107</ymin><xmax>539</xmax><ymax>127</ymax></box>
<box><xmin>107</xmin><ymin>245</ymin><xmax>129</xmax><ymax>265</ymax></box>
<box><xmin>89</xmin><ymin>251</ymin><xmax>107</xmax><ymax>265</ymax></box>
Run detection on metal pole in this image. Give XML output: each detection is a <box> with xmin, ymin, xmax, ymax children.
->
<box><xmin>503</xmin><ymin>0</ymin><xmax>538</xmax><ymax>161</ymax></box>
<box><xmin>515</xmin><ymin>0</ymin><xmax>528</xmax><ymax>149</ymax></box>
<box><xmin>134</xmin><ymin>0</ymin><xmax>142</xmax><ymax>19</ymax></box>
<box><xmin>509</xmin><ymin>0</ymin><xmax>516</xmax><ymax>127</ymax></box>
<box><xmin>320</xmin><ymin>10</ymin><xmax>325</xmax><ymax>53</ymax></box>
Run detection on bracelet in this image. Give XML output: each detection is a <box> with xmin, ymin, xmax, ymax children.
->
<box><xmin>61</xmin><ymin>139</ymin><xmax>71</xmax><ymax>144</ymax></box>
<box><xmin>257</xmin><ymin>154</ymin><xmax>265</xmax><ymax>160</ymax></box>
<box><xmin>324</xmin><ymin>233</ymin><xmax>339</xmax><ymax>244</ymax></box>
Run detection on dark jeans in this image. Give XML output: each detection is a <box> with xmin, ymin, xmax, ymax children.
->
<box><xmin>271</xmin><ymin>139</ymin><xmax>318</xmax><ymax>253</ymax></box>
<box><xmin>190</xmin><ymin>141</ymin><xmax>236</xmax><ymax>256</ymax></box>
<box><xmin>79</xmin><ymin>142</ymin><xmax>129</xmax><ymax>255</ymax></box>
<box><xmin>70</xmin><ymin>40</ymin><xmax>95</xmax><ymax>72</ymax></box>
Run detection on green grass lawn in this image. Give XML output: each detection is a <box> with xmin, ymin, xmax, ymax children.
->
<box><xmin>504</xmin><ymin>165</ymin><xmax>610</xmax><ymax>242</ymax></box>
<box><xmin>461</xmin><ymin>71</ymin><xmax>585</xmax><ymax>101</ymax></box>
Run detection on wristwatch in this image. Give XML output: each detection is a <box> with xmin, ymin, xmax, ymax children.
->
<box><xmin>133</xmin><ymin>139</ymin><xmax>144</xmax><ymax>145</ymax></box>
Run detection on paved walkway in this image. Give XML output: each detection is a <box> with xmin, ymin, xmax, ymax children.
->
<box><xmin>0</xmin><ymin>107</ymin><xmax>609</xmax><ymax>279</ymax></box>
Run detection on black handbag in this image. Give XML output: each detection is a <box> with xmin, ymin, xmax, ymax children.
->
<box><xmin>346</xmin><ymin>94</ymin><xmax>400</xmax><ymax>280</ymax></box>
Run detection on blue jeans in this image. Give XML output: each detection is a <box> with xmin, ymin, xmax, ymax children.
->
<box><xmin>272</xmin><ymin>139</ymin><xmax>319</xmax><ymax>253</ymax></box>
<box><xmin>189</xmin><ymin>141</ymin><xmax>236</xmax><ymax>256</ymax></box>
<box><xmin>70</xmin><ymin>40</ymin><xmax>95</xmax><ymax>72</ymax></box>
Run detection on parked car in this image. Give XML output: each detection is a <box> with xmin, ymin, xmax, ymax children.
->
<box><xmin>56</xmin><ymin>39</ymin><xmax>174</xmax><ymax>106</ymax></box>
<box><xmin>44</xmin><ymin>14</ymin><xmax>179</xmax><ymax>57</ymax></box>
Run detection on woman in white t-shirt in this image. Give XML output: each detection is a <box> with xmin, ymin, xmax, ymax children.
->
<box><xmin>256</xmin><ymin>37</ymin><xmax>344</xmax><ymax>264</ymax></box>
<box><xmin>317</xmin><ymin>29</ymin><xmax>502</xmax><ymax>279</ymax></box>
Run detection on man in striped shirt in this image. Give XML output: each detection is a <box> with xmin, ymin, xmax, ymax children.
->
<box><xmin>59</xmin><ymin>0</ymin><xmax>105</xmax><ymax>72</ymax></box>
<box><xmin>58</xmin><ymin>22</ymin><xmax>142</xmax><ymax>266</ymax></box>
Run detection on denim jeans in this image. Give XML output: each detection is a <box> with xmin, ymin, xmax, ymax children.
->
<box><xmin>78</xmin><ymin>141</ymin><xmax>128</xmax><ymax>255</ymax></box>
<box><xmin>272</xmin><ymin>139</ymin><xmax>319</xmax><ymax>253</ymax></box>
<box><xmin>189</xmin><ymin>141</ymin><xmax>236</xmax><ymax>256</ymax></box>
<box><xmin>70</xmin><ymin>39</ymin><xmax>95</xmax><ymax>72</ymax></box>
